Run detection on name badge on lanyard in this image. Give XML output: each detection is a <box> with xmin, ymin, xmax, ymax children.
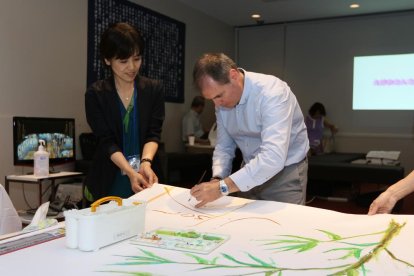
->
<box><xmin>121</xmin><ymin>85</ymin><xmax>140</xmax><ymax>176</ymax></box>
<box><xmin>122</xmin><ymin>154</ymin><xmax>140</xmax><ymax>175</ymax></box>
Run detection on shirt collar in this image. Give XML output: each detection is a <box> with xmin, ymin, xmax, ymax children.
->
<box><xmin>237</xmin><ymin>68</ymin><xmax>249</xmax><ymax>106</ymax></box>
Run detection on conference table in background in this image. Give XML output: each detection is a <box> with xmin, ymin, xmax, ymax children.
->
<box><xmin>1</xmin><ymin>184</ymin><xmax>413</xmax><ymax>275</ymax></box>
<box><xmin>308</xmin><ymin>152</ymin><xmax>404</xmax><ymax>185</ymax></box>
<box><xmin>308</xmin><ymin>152</ymin><xmax>405</xmax><ymax>205</ymax></box>
<box><xmin>184</xmin><ymin>143</ymin><xmax>214</xmax><ymax>154</ymax></box>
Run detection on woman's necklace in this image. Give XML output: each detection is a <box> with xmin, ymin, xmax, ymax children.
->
<box><xmin>116</xmin><ymin>84</ymin><xmax>134</xmax><ymax>103</ymax></box>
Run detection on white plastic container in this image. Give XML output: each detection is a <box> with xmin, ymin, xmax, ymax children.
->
<box><xmin>34</xmin><ymin>139</ymin><xmax>49</xmax><ymax>177</ymax></box>
<box><xmin>64</xmin><ymin>196</ymin><xmax>146</xmax><ymax>251</ymax></box>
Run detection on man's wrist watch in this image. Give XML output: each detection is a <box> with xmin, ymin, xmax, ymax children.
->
<box><xmin>219</xmin><ymin>180</ymin><xmax>230</xmax><ymax>196</ymax></box>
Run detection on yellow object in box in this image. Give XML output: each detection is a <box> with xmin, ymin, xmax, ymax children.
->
<box><xmin>63</xmin><ymin>196</ymin><xmax>146</xmax><ymax>251</ymax></box>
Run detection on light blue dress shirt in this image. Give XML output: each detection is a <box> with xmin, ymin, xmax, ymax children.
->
<box><xmin>212</xmin><ymin>70</ymin><xmax>309</xmax><ymax>191</ymax></box>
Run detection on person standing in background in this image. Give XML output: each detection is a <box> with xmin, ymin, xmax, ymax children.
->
<box><xmin>190</xmin><ymin>53</ymin><xmax>309</xmax><ymax>208</ymax></box>
<box><xmin>84</xmin><ymin>22</ymin><xmax>165</xmax><ymax>201</ymax></box>
<box><xmin>305</xmin><ymin>102</ymin><xmax>338</xmax><ymax>155</ymax></box>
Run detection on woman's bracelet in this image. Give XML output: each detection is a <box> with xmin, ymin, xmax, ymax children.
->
<box><xmin>140</xmin><ymin>158</ymin><xmax>153</xmax><ymax>165</ymax></box>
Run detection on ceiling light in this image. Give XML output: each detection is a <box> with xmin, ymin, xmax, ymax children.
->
<box><xmin>350</xmin><ymin>3</ymin><xmax>360</xmax><ymax>9</ymax></box>
<box><xmin>251</xmin><ymin>14</ymin><xmax>264</xmax><ymax>25</ymax></box>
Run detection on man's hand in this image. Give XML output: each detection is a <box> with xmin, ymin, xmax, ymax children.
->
<box><xmin>190</xmin><ymin>180</ymin><xmax>222</xmax><ymax>208</ymax></box>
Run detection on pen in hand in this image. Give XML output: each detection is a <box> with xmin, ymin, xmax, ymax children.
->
<box><xmin>189</xmin><ymin>169</ymin><xmax>207</xmax><ymax>202</ymax></box>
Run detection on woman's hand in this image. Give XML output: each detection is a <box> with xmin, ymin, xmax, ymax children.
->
<box><xmin>126</xmin><ymin>162</ymin><xmax>158</xmax><ymax>193</ymax></box>
<box><xmin>368</xmin><ymin>190</ymin><xmax>397</xmax><ymax>215</ymax></box>
<box><xmin>127</xmin><ymin>170</ymin><xmax>150</xmax><ymax>193</ymax></box>
<box><xmin>138</xmin><ymin>162</ymin><xmax>158</xmax><ymax>186</ymax></box>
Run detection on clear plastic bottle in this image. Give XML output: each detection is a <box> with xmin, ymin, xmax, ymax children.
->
<box><xmin>34</xmin><ymin>139</ymin><xmax>49</xmax><ymax>177</ymax></box>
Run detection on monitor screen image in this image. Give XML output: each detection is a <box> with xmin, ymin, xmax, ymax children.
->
<box><xmin>13</xmin><ymin>117</ymin><xmax>76</xmax><ymax>166</ymax></box>
<box><xmin>353</xmin><ymin>52</ymin><xmax>414</xmax><ymax>110</ymax></box>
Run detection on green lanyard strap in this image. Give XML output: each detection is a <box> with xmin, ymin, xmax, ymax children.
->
<box><xmin>123</xmin><ymin>99</ymin><xmax>134</xmax><ymax>133</ymax></box>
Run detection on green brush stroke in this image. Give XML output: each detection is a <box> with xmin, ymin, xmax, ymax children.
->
<box><xmin>101</xmin><ymin>219</ymin><xmax>413</xmax><ymax>275</ymax></box>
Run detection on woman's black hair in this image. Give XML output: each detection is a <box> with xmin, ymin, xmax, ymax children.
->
<box><xmin>100</xmin><ymin>22</ymin><xmax>144</xmax><ymax>64</ymax></box>
<box><xmin>308</xmin><ymin>102</ymin><xmax>326</xmax><ymax>116</ymax></box>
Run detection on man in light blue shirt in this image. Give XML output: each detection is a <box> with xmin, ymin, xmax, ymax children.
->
<box><xmin>190</xmin><ymin>53</ymin><xmax>309</xmax><ymax>208</ymax></box>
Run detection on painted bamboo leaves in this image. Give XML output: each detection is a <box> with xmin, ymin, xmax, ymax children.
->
<box><xmin>103</xmin><ymin>219</ymin><xmax>413</xmax><ymax>275</ymax></box>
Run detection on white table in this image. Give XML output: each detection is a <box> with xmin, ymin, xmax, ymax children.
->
<box><xmin>5</xmin><ymin>172</ymin><xmax>85</xmax><ymax>208</ymax></box>
<box><xmin>0</xmin><ymin>184</ymin><xmax>413</xmax><ymax>275</ymax></box>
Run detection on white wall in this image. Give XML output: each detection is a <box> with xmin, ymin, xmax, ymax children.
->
<box><xmin>130</xmin><ymin>0</ymin><xmax>234</xmax><ymax>152</ymax></box>
<box><xmin>0</xmin><ymin>0</ymin><xmax>233</xmax><ymax>210</ymax></box>
<box><xmin>236</xmin><ymin>11</ymin><xmax>414</xmax><ymax>175</ymax></box>
<box><xmin>0</xmin><ymin>0</ymin><xmax>88</xmax><ymax>210</ymax></box>
<box><xmin>236</xmin><ymin>24</ymin><xmax>285</xmax><ymax>77</ymax></box>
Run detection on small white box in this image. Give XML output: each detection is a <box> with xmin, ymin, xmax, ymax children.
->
<box><xmin>64</xmin><ymin>196</ymin><xmax>146</xmax><ymax>251</ymax></box>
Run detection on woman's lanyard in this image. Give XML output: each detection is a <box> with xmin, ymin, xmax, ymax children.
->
<box><xmin>121</xmin><ymin>85</ymin><xmax>139</xmax><ymax>157</ymax></box>
<box><xmin>123</xmin><ymin>89</ymin><xmax>136</xmax><ymax>133</ymax></box>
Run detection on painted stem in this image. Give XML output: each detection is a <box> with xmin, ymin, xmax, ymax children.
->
<box><xmin>385</xmin><ymin>248</ymin><xmax>414</xmax><ymax>268</ymax></box>
<box><xmin>331</xmin><ymin>219</ymin><xmax>406</xmax><ymax>275</ymax></box>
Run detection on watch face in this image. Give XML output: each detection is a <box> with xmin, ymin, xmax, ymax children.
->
<box><xmin>220</xmin><ymin>180</ymin><xmax>229</xmax><ymax>195</ymax></box>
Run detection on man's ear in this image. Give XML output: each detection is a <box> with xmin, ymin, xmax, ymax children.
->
<box><xmin>229</xmin><ymin>68</ymin><xmax>239</xmax><ymax>81</ymax></box>
<box><xmin>104</xmin><ymin>58</ymin><xmax>111</xmax><ymax>66</ymax></box>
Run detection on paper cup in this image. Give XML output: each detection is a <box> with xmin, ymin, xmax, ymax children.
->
<box><xmin>188</xmin><ymin>136</ymin><xmax>195</xmax><ymax>145</ymax></box>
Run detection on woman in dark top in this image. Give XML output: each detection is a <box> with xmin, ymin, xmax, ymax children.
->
<box><xmin>84</xmin><ymin>22</ymin><xmax>165</xmax><ymax>201</ymax></box>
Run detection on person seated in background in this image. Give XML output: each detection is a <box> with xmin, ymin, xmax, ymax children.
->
<box><xmin>305</xmin><ymin>102</ymin><xmax>338</xmax><ymax>155</ymax></box>
<box><xmin>182</xmin><ymin>96</ymin><xmax>209</xmax><ymax>144</ymax></box>
<box><xmin>368</xmin><ymin>170</ymin><xmax>414</xmax><ymax>215</ymax></box>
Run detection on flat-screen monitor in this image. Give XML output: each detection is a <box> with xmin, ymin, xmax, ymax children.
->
<box><xmin>13</xmin><ymin>116</ymin><xmax>76</xmax><ymax>166</ymax></box>
<box><xmin>353</xmin><ymin>52</ymin><xmax>414</xmax><ymax>110</ymax></box>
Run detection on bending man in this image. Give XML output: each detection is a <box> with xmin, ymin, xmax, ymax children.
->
<box><xmin>190</xmin><ymin>53</ymin><xmax>309</xmax><ymax>208</ymax></box>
